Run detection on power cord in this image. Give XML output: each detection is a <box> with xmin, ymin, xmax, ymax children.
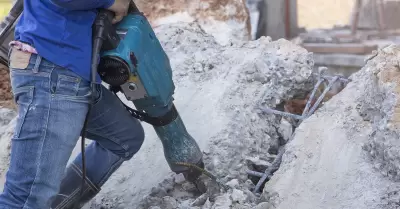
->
<box><xmin>77</xmin><ymin>10</ymin><xmax>108</xmax><ymax>199</ymax></box>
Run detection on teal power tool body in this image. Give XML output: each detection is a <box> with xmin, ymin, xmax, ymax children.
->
<box><xmin>92</xmin><ymin>4</ymin><xmax>205</xmax><ymax>182</ymax></box>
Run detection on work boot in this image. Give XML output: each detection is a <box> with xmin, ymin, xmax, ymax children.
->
<box><xmin>51</xmin><ymin>163</ymin><xmax>100</xmax><ymax>209</ymax></box>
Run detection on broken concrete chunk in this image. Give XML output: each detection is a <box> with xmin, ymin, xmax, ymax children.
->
<box><xmin>264</xmin><ymin>44</ymin><xmax>400</xmax><ymax>209</ymax></box>
<box><xmin>150</xmin><ymin>187</ymin><xmax>167</xmax><ymax>198</ymax></box>
<box><xmin>253</xmin><ymin>202</ymin><xmax>271</xmax><ymax>209</ymax></box>
<box><xmin>191</xmin><ymin>193</ymin><xmax>209</xmax><ymax>207</ymax></box>
<box><xmin>202</xmin><ymin>198</ymin><xmax>212</xmax><ymax>209</ymax></box>
<box><xmin>231</xmin><ymin>189</ymin><xmax>247</xmax><ymax>204</ymax></box>
<box><xmin>278</xmin><ymin>118</ymin><xmax>293</xmax><ymax>144</ymax></box>
<box><xmin>174</xmin><ymin>173</ymin><xmax>186</xmax><ymax>184</ymax></box>
<box><xmin>149</xmin><ymin>206</ymin><xmax>162</xmax><ymax>209</ymax></box>
<box><xmin>212</xmin><ymin>193</ymin><xmax>233</xmax><ymax>209</ymax></box>
<box><xmin>161</xmin><ymin>196</ymin><xmax>178</xmax><ymax>209</ymax></box>
<box><xmin>225</xmin><ymin>179</ymin><xmax>239</xmax><ymax>189</ymax></box>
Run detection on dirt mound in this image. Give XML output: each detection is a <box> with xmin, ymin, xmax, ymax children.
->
<box><xmin>134</xmin><ymin>0</ymin><xmax>252</xmax><ymax>45</ymax></box>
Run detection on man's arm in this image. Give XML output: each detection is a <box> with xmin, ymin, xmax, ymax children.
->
<box><xmin>49</xmin><ymin>0</ymin><xmax>115</xmax><ymax>10</ymax></box>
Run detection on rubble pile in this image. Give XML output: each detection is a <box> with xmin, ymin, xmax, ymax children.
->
<box><xmin>134</xmin><ymin>0</ymin><xmax>252</xmax><ymax>45</ymax></box>
<box><xmin>85</xmin><ymin>22</ymin><xmax>316</xmax><ymax>209</ymax></box>
<box><xmin>264</xmin><ymin>45</ymin><xmax>400</xmax><ymax>209</ymax></box>
<box><xmin>1</xmin><ymin>3</ymin><xmax>400</xmax><ymax>209</ymax></box>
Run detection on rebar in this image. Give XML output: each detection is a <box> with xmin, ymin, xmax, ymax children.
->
<box><xmin>306</xmin><ymin>76</ymin><xmax>339</xmax><ymax>117</ymax></box>
<box><xmin>302</xmin><ymin>78</ymin><xmax>324</xmax><ymax>116</ymax></box>
<box><xmin>253</xmin><ymin>149</ymin><xmax>284</xmax><ymax>193</ymax></box>
<box><xmin>253</xmin><ymin>73</ymin><xmax>348</xmax><ymax>193</ymax></box>
<box><xmin>247</xmin><ymin>170</ymin><xmax>264</xmax><ymax>177</ymax></box>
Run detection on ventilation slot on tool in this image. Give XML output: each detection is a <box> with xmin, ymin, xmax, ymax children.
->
<box><xmin>98</xmin><ymin>56</ymin><xmax>130</xmax><ymax>86</ymax></box>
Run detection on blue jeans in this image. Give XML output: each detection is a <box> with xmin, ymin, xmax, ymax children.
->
<box><xmin>0</xmin><ymin>50</ymin><xmax>145</xmax><ymax>209</ymax></box>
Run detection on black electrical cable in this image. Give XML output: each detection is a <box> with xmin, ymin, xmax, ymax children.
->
<box><xmin>78</xmin><ymin>22</ymin><xmax>106</xmax><ymax>198</ymax></box>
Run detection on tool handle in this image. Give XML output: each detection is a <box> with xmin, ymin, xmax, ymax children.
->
<box><xmin>98</xmin><ymin>9</ymin><xmax>115</xmax><ymax>23</ymax></box>
<box><xmin>128</xmin><ymin>1</ymin><xmax>140</xmax><ymax>13</ymax></box>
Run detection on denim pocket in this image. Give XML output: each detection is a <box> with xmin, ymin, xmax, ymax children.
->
<box><xmin>55</xmin><ymin>74</ymin><xmax>81</xmax><ymax>96</ymax></box>
<box><xmin>9</xmin><ymin>49</ymin><xmax>31</xmax><ymax>70</ymax></box>
<box><xmin>12</xmin><ymin>86</ymin><xmax>34</xmax><ymax>138</ymax></box>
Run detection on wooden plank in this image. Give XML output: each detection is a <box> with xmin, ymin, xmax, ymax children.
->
<box><xmin>301</xmin><ymin>43</ymin><xmax>378</xmax><ymax>54</ymax></box>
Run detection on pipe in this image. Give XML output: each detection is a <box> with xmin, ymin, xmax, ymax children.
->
<box><xmin>247</xmin><ymin>170</ymin><xmax>264</xmax><ymax>177</ymax></box>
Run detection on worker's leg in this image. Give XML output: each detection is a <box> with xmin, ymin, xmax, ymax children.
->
<box><xmin>51</xmin><ymin>84</ymin><xmax>145</xmax><ymax>208</ymax></box>
<box><xmin>0</xmin><ymin>50</ymin><xmax>92</xmax><ymax>209</ymax></box>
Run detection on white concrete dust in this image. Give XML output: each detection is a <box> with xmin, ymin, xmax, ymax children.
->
<box><xmin>264</xmin><ymin>45</ymin><xmax>400</xmax><ymax>209</ymax></box>
<box><xmin>84</xmin><ymin>22</ymin><xmax>315</xmax><ymax>209</ymax></box>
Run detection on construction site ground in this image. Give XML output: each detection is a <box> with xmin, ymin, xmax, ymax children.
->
<box><xmin>2</xmin><ymin>1</ymin><xmax>400</xmax><ymax>209</ymax></box>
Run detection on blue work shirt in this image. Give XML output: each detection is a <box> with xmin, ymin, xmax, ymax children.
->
<box><xmin>14</xmin><ymin>0</ymin><xmax>115</xmax><ymax>83</ymax></box>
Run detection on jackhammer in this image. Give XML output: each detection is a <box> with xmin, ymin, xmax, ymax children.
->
<box><xmin>93</xmin><ymin>2</ymin><xmax>205</xmax><ymax>183</ymax></box>
<box><xmin>0</xmin><ymin>0</ymin><xmax>207</xmax><ymax>206</ymax></box>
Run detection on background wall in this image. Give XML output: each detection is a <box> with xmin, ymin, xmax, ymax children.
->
<box><xmin>0</xmin><ymin>0</ymin><xmax>12</xmax><ymax>20</ymax></box>
<box><xmin>355</xmin><ymin>0</ymin><xmax>400</xmax><ymax>30</ymax></box>
<box><xmin>297</xmin><ymin>0</ymin><xmax>354</xmax><ymax>29</ymax></box>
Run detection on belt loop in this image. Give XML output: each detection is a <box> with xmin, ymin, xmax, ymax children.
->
<box><xmin>32</xmin><ymin>54</ymin><xmax>42</xmax><ymax>73</ymax></box>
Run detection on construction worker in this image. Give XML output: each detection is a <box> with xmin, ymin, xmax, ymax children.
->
<box><xmin>0</xmin><ymin>0</ymin><xmax>145</xmax><ymax>208</ymax></box>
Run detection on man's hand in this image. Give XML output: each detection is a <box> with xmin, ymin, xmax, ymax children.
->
<box><xmin>107</xmin><ymin>0</ymin><xmax>131</xmax><ymax>24</ymax></box>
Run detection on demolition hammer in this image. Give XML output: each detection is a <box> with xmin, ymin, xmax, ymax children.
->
<box><xmin>90</xmin><ymin>2</ymin><xmax>206</xmax><ymax>188</ymax></box>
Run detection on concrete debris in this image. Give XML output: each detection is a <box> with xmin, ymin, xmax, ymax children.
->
<box><xmin>134</xmin><ymin>0</ymin><xmax>251</xmax><ymax>45</ymax></box>
<box><xmin>81</xmin><ymin>21</ymin><xmax>314</xmax><ymax>208</ymax></box>
<box><xmin>278</xmin><ymin>119</ymin><xmax>292</xmax><ymax>144</ymax></box>
<box><xmin>231</xmin><ymin>189</ymin><xmax>247</xmax><ymax>203</ymax></box>
<box><xmin>360</xmin><ymin>45</ymin><xmax>400</xmax><ymax>182</ymax></box>
<box><xmin>4</xmin><ymin>6</ymin><xmax>400</xmax><ymax>209</ymax></box>
<box><xmin>264</xmin><ymin>44</ymin><xmax>400</xmax><ymax>209</ymax></box>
